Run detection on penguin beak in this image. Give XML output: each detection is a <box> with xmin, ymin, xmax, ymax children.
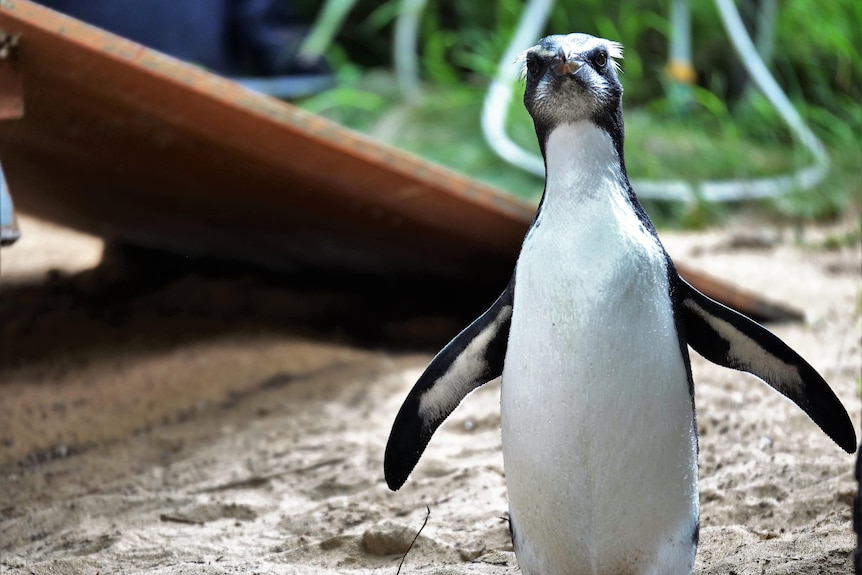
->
<box><xmin>551</xmin><ymin>46</ymin><xmax>583</xmax><ymax>76</ymax></box>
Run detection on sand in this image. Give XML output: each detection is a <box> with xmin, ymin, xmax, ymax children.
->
<box><xmin>0</xmin><ymin>215</ymin><xmax>860</xmax><ymax>574</ymax></box>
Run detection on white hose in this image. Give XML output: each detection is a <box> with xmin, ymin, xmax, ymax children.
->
<box><xmin>393</xmin><ymin>0</ymin><xmax>427</xmax><ymax>102</ymax></box>
<box><xmin>480</xmin><ymin>0</ymin><xmax>554</xmax><ymax>177</ymax></box>
<box><xmin>710</xmin><ymin>0</ymin><xmax>829</xmax><ymax>180</ymax></box>
<box><xmin>479</xmin><ymin>0</ymin><xmax>830</xmax><ymax>202</ymax></box>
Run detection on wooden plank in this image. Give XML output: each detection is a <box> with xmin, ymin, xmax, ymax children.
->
<box><xmin>0</xmin><ymin>0</ymin><xmax>533</xmax><ymax>277</ymax></box>
<box><xmin>0</xmin><ymin>0</ymin><xmax>800</xmax><ymax>321</ymax></box>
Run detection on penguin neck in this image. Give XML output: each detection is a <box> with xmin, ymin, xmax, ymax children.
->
<box><xmin>532</xmin><ymin>120</ymin><xmax>665</xmax><ymax>269</ymax></box>
<box><xmin>540</xmin><ymin>121</ymin><xmax>630</xmax><ymax>210</ymax></box>
<box><xmin>528</xmin><ymin>121</ymin><xmax>668</xmax><ymax>293</ymax></box>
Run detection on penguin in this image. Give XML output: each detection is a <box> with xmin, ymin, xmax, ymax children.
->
<box><xmin>384</xmin><ymin>33</ymin><xmax>856</xmax><ymax>575</ymax></box>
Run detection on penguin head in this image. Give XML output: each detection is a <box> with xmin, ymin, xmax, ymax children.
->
<box><xmin>520</xmin><ymin>34</ymin><xmax>624</xmax><ymax>152</ymax></box>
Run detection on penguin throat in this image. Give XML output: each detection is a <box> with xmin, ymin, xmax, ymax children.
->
<box><xmin>542</xmin><ymin>122</ymin><xmax>626</xmax><ymax>203</ymax></box>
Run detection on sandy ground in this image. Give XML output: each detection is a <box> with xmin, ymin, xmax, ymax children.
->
<box><xmin>0</xmin><ymin>215</ymin><xmax>860</xmax><ymax>575</ymax></box>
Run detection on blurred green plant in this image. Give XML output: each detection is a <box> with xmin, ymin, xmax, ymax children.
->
<box><xmin>293</xmin><ymin>0</ymin><xmax>861</xmax><ymax>227</ymax></box>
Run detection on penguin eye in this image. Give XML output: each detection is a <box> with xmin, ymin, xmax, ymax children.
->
<box><xmin>526</xmin><ymin>56</ymin><xmax>543</xmax><ymax>79</ymax></box>
<box><xmin>594</xmin><ymin>51</ymin><xmax>608</xmax><ymax>69</ymax></box>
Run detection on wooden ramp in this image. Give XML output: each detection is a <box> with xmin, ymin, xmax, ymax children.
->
<box><xmin>0</xmin><ymin>0</ymin><xmax>800</xmax><ymax>320</ymax></box>
<box><xmin>0</xmin><ymin>0</ymin><xmax>533</xmax><ymax>278</ymax></box>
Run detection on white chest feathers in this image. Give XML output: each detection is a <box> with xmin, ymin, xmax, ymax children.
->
<box><xmin>501</xmin><ymin>123</ymin><xmax>700</xmax><ymax>575</ymax></box>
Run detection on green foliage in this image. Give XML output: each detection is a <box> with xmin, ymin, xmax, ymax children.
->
<box><xmin>292</xmin><ymin>0</ymin><xmax>861</xmax><ymax>227</ymax></box>
<box><xmin>775</xmin><ymin>0</ymin><xmax>861</xmax><ymax>104</ymax></box>
<box><xmin>300</xmin><ymin>46</ymin><xmax>395</xmax><ymax>132</ymax></box>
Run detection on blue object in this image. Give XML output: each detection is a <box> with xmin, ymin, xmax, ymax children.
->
<box><xmin>38</xmin><ymin>0</ymin><xmax>329</xmax><ymax>79</ymax></box>
<box><xmin>1</xmin><ymin>162</ymin><xmax>21</xmax><ymax>247</ymax></box>
<box><xmin>234</xmin><ymin>74</ymin><xmax>334</xmax><ymax>99</ymax></box>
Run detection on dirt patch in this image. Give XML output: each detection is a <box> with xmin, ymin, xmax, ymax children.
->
<box><xmin>0</xmin><ymin>215</ymin><xmax>859</xmax><ymax>574</ymax></box>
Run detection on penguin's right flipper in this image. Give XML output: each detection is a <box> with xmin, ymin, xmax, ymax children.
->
<box><xmin>678</xmin><ymin>278</ymin><xmax>857</xmax><ymax>454</ymax></box>
<box><xmin>384</xmin><ymin>280</ymin><xmax>514</xmax><ymax>491</ymax></box>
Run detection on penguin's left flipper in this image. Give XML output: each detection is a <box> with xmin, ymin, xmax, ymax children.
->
<box><xmin>384</xmin><ymin>281</ymin><xmax>514</xmax><ymax>491</ymax></box>
<box><xmin>678</xmin><ymin>278</ymin><xmax>857</xmax><ymax>453</ymax></box>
